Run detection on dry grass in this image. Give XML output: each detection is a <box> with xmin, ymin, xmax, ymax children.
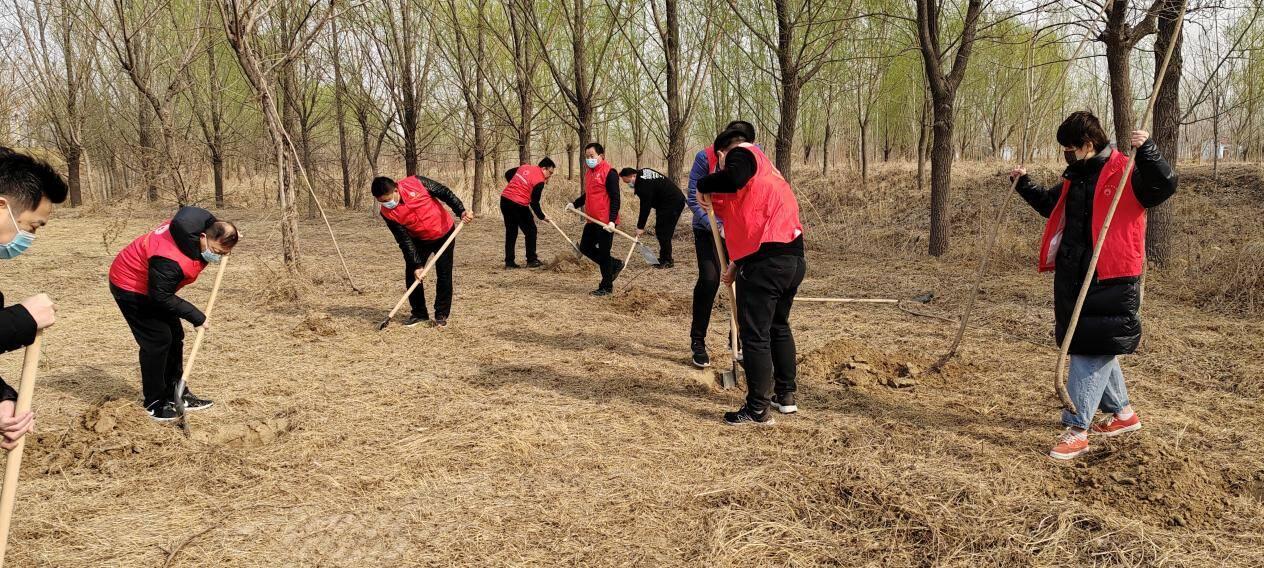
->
<box><xmin>0</xmin><ymin>161</ymin><xmax>1261</xmax><ymax>566</ymax></box>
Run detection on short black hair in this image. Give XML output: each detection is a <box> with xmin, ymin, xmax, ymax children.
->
<box><xmin>713</xmin><ymin>128</ymin><xmax>749</xmax><ymax>153</ymax></box>
<box><xmin>724</xmin><ymin>120</ymin><xmax>756</xmax><ymax>142</ymax></box>
<box><xmin>1056</xmin><ymin>111</ymin><xmax>1110</xmax><ymax>152</ymax></box>
<box><xmin>0</xmin><ymin>148</ymin><xmax>69</xmax><ymax>211</ymax></box>
<box><xmin>619</xmin><ymin>167</ymin><xmax>637</xmax><ymax>177</ymax></box>
<box><xmin>504</xmin><ymin>167</ymin><xmax>519</xmax><ymax>183</ymax></box>
<box><xmin>207</xmin><ymin>220</ymin><xmax>240</xmax><ymax>248</ymax></box>
<box><xmin>371</xmin><ymin>176</ymin><xmax>397</xmax><ymax>198</ymax></box>
<box><xmin>583</xmin><ymin>142</ymin><xmax>605</xmax><ymax>155</ymax></box>
<box><xmin>538</xmin><ymin>157</ymin><xmax>556</xmax><ymax>169</ymax></box>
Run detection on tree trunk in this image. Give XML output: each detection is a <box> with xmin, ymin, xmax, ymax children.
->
<box><xmin>1147</xmin><ymin>0</ymin><xmax>1181</xmax><ymax>267</ymax></box>
<box><xmin>663</xmin><ymin>0</ymin><xmax>686</xmax><ymax>187</ymax></box>
<box><xmin>1103</xmin><ymin>5</ymin><xmax>1136</xmax><ymax>147</ymax></box>
<box><xmin>928</xmin><ymin>97</ymin><xmax>955</xmax><ymax>257</ymax></box>
<box><xmin>65</xmin><ymin>145</ymin><xmax>83</xmax><ymax>207</ymax></box>
<box><xmin>138</xmin><ymin>99</ymin><xmax>157</xmax><ymax>201</ymax></box>
<box><xmin>332</xmin><ymin>15</ymin><xmax>352</xmax><ymax>208</ymax></box>
<box><xmin>565</xmin><ymin>142</ymin><xmax>575</xmax><ymax>180</ymax></box>
<box><xmin>401</xmin><ymin>2</ymin><xmax>419</xmax><ymax>176</ymax></box>
<box><xmin>212</xmin><ymin>151</ymin><xmax>225</xmax><ymax>208</ymax></box>
<box><xmin>917</xmin><ymin>92</ymin><xmax>929</xmax><ymax>195</ymax></box>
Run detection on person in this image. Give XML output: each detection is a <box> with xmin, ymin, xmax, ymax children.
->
<box><xmin>500</xmin><ymin>157</ymin><xmax>556</xmax><ymax>269</ymax></box>
<box><xmin>686</xmin><ymin>120</ymin><xmax>757</xmax><ymax>368</ymax></box>
<box><xmin>566</xmin><ymin>143</ymin><xmax>623</xmax><ymax>296</ymax></box>
<box><xmin>619</xmin><ymin>167</ymin><xmax>685</xmax><ymax>269</ymax></box>
<box><xmin>372</xmin><ymin>174</ymin><xmax>474</xmax><ymax>327</ymax></box>
<box><xmin>1009</xmin><ymin>111</ymin><xmax>1177</xmax><ymax>460</ymax></box>
<box><xmin>109</xmin><ymin>206</ymin><xmax>239</xmax><ymax>422</ymax></box>
<box><xmin>0</xmin><ymin>149</ymin><xmax>65</xmax><ymax>448</ymax></box>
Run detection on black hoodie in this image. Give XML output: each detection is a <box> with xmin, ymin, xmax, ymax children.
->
<box><xmin>137</xmin><ymin>206</ymin><xmax>215</xmax><ymax>326</ymax></box>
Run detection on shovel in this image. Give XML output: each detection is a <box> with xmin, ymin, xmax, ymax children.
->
<box><xmin>378</xmin><ymin>221</ymin><xmax>465</xmax><ymax>330</ymax></box>
<box><xmin>704</xmin><ymin>203</ymin><xmax>741</xmax><ymax>389</ymax></box>
<box><xmin>0</xmin><ymin>331</ymin><xmax>41</xmax><ymax>566</ymax></box>
<box><xmin>638</xmin><ymin>243</ymin><xmax>660</xmax><ymax>266</ymax></box>
<box><xmin>545</xmin><ymin>216</ymin><xmax>581</xmax><ymax>255</ymax></box>
<box><xmin>567</xmin><ymin>207</ymin><xmax>637</xmax><ymax>242</ymax></box>
<box><xmin>174</xmin><ymin>255</ymin><xmax>230</xmax><ymax>435</ymax></box>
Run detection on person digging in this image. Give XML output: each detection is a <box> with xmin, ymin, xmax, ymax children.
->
<box><xmin>568</xmin><ymin>142</ymin><xmax>623</xmax><ymax>296</ymax></box>
<box><xmin>500</xmin><ymin>157</ymin><xmax>557</xmax><ymax>269</ymax></box>
<box><xmin>109</xmin><ymin>206</ymin><xmax>240</xmax><ymax>422</ymax></box>
<box><xmin>373</xmin><ymin>174</ymin><xmax>474</xmax><ymax>328</ymax></box>
<box><xmin>619</xmin><ymin>167</ymin><xmax>685</xmax><ymax>269</ymax></box>
<box><xmin>1009</xmin><ymin>111</ymin><xmax>1176</xmax><ymax>460</ymax></box>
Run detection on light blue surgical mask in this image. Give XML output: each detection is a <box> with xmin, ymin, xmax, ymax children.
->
<box><xmin>585</xmin><ymin>158</ymin><xmax>599</xmax><ymax>169</ymax></box>
<box><xmin>202</xmin><ymin>249</ymin><xmax>222</xmax><ymax>264</ymax></box>
<box><xmin>381</xmin><ymin>200</ymin><xmax>399</xmax><ymax>210</ymax></box>
<box><xmin>0</xmin><ymin>207</ymin><xmax>35</xmax><ymax>260</ymax></box>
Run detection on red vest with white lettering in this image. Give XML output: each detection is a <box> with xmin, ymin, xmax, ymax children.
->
<box><xmin>584</xmin><ymin>161</ymin><xmax>619</xmax><ymax>224</ymax></box>
<box><xmin>711</xmin><ymin>143</ymin><xmax>803</xmax><ymax>262</ymax></box>
<box><xmin>501</xmin><ymin>165</ymin><xmax>546</xmax><ymax>207</ymax></box>
<box><xmin>381</xmin><ymin>176</ymin><xmax>455</xmax><ymax>240</ymax></box>
<box><xmin>109</xmin><ymin>221</ymin><xmax>206</xmax><ymax>295</ymax></box>
<box><xmin>1037</xmin><ymin>149</ymin><xmax>1146</xmax><ymax>279</ymax></box>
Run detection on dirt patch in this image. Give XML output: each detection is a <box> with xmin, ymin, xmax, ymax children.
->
<box><xmin>544</xmin><ymin>252</ymin><xmax>591</xmax><ymax>273</ymax></box>
<box><xmin>292</xmin><ymin>311</ymin><xmax>338</xmax><ymax>339</ymax></box>
<box><xmin>611</xmin><ymin>286</ymin><xmax>692</xmax><ymax>317</ymax></box>
<box><xmin>799</xmin><ymin>337</ymin><xmax>927</xmax><ymax>388</ymax></box>
<box><xmin>189</xmin><ymin>416</ymin><xmax>294</xmax><ymax>447</ymax></box>
<box><xmin>31</xmin><ymin>399</ymin><xmax>166</xmax><ymax>475</ymax></box>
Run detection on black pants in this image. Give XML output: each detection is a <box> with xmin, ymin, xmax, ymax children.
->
<box><xmin>500</xmin><ymin>196</ymin><xmax>538</xmax><ymax>265</ymax></box>
<box><xmin>652</xmin><ymin>205</ymin><xmax>684</xmax><ymax>264</ymax></box>
<box><xmin>691</xmin><ymin>229</ymin><xmax>726</xmax><ymax>344</ymax></box>
<box><xmin>579</xmin><ymin>223</ymin><xmax>617</xmax><ymax>290</ymax></box>
<box><xmin>405</xmin><ymin>227</ymin><xmax>456</xmax><ymax>320</ymax></box>
<box><xmin>111</xmin><ymin>284</ymin><xmax>186</xmax><ymax>408</ymax></box>
<box><xmin>735</xmin><ymin>254</ymin><xmax>807</xmax><ymax>413</ymax></box>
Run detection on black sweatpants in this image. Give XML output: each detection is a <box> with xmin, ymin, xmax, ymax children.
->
<box><xmin>111</xmin><ymin>284</ymin><xmax>186</xmax><ymax>408</ymax></box>
<box><xmin>652</xmin><ymin>205</ymin><xmax>684</xmax><ymax>264</ymax></box>
<box><xmin>735</xmin><ymin>254</ymin><xmax>807</xmax><ymax>414</ymax></box>
<box><xmin>405</xmin><ymin>227</ymin><xmax>456</xmax><ymax>320</ymax></box>
<box><xmin>579</xmin><ymin>223</ymin><xmax>617</xmax><ymax>291</ymax></box>
<box><xmin>500</xmin><ymin>196</ymin><xmax>538</xmax><ymax>265</ymax></box>
<box><xmin>691</xmin><ymin>228</ymin><xmax>726</xmax><ymax>344</ymax></box>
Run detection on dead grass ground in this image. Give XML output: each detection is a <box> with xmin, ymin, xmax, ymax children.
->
<box><xmin>0</xmin><ymin>161</ymin><xmax>1261</xmax><ymax>566</ymax></box>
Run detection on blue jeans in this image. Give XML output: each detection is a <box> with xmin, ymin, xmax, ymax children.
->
<box><xmin>1062</xmin><ymin>354</ymin><xmax>1131</xmax><ymax>429</ymax></box>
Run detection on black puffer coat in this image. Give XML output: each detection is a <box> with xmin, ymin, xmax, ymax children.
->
<box><xmin>1015</xmin><ymin>140</ymin><xmax>1177</xmax><ymax>355</ymax></box>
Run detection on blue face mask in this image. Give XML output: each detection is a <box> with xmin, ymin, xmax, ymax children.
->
<box><xmin>202</xmin><ymin>248</ymin><xmax>223</xmax><ymax>264</ymax></box>
<box><xmin>585</xmin><ymin>158</ymin><xmax>599</xmax><ymax>169</ymax></box>
<box><xmin>381</xmin><ymin>199</ymin><xmax>399</xmax><ymax>210</ymax></box>
<box><xmin>0</xmin><ymin>207</ymin><xmax>35</xmax><ymax>260</ymax></box>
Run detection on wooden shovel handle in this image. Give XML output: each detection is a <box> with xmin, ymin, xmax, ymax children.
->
<box><xmin>382</xmin><ymin>221</ymin><xmax>465</xmax><ymax>325</ymax></box>
<box><xmin>0</xmin><ymin>331</ymin><xmax>43</xmax><ymax>566</ymax></box>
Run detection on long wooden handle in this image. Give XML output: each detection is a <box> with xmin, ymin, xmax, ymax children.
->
<box><xmin>1054</xmin><ymin>0</ymin><xmax>1186</xmax><ymax>414</ymax></box>
<box><xmin>622</xmin><ymin>237</ymin><xmax>638</xmax><ymax>267</ymax></box>
<box><xmin>383</xmin><ymin>221</ymin><xmax>465</xmax><ymax>324</ymax></box>
<box><xmin>568</xmin><ymin>208</ymin><xmax>636</xmax><ymax>241</ymax></box>
<box><xmin>704</xmin><ymin>204</ymin><xmax>741</xmax><ymax>355</ymax></box>
<box><xmin>174</xmin><ymin>255</ymin><xmax>230</xmax><ymax>412</ymax></box>
<box><xmin>796</xmin><ymin>297</ymin><xmax>899</xmax><ymax>304</ymax></box>
<box><xmin>546</xmin><ymin>217</ymin><xmax>580</xmax><ymax>252</ymax></box>
<box><xmin>0</xmin><ymin>331</ymin><xmax>43</xmax><ymax>566</ymax></box>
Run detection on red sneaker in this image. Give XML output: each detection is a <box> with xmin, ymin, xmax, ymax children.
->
<box><xmin>1049</xmin><ymin>430</ymin><xmax>1090</xmax><ymax>460</ymax></box>
<box><xmin>1090</xmin><ymin>413</ymin><xmax>1141</xmax><ymax>437</ymax></box>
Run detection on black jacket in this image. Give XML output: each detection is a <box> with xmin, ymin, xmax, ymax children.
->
<box><xmin>384</xmin><ymin>176</ymin><xmax>465</xmax><ymax>266</ymax></box>
<box><xmin>1016</xmin><ymin>140</ymin><xmax>1177</xmax><ymax>355</ymax></box>
<box><xmin>632</xmin><ymin>169</ymin><xmax>685</xmax><ymax>230</ymax></box>
<box><xmin>138</xmin><ymin>206</ymin><xmax>217</xmax><ymax>326</ymax></box>
<box><xmin>0</xmin><ymin>290</ymin><xmax>38</xmax><ymax>401</ymax></box>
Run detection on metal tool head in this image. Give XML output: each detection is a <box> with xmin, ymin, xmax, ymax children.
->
<box><xmin>377</xmin><ymin>318</ymin><xmax>391</xmax><ymax>331</ymax></box>
<box><xmin>717</xmin><ymin>365</ymin><xmax>738</xmax><ymax>389</ymax></box>
<box><xmin>639</xmin><ymin>244</ymin><xmax>659</xmax><ymax>266</ymax></box>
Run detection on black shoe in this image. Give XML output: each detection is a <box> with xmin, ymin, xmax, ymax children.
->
<box><xmin>404</xmin><ymin>315</ymin><xmax>428</xmax><ymax>328</ymax></box>
<box><xmin>723</xmin><ymin>406</ymin><xmax>775</xmax><ymax>427</ymax></box>
<box><xmin>181</xmin><ymin>390</ymin><xmax>214</xmax><ymax>412</ymax></box>
<box><xmin>772</xmin><ymin>392</ymin><xmax>797</xmax><ymax>414</ymax></box>
<box><xmin>611</xmin><ymin>259</ymin><xmax>625</xmax><ymax>280</ymax></box>
<box><xmin>434</xmin><ymin>317</ymin><xmax>449</xmax><ymax>328</ymax></box>
<box><xmin>691</xmin><ymin>340</ymin><xmax>710</xmax><ymax>368</ymax></box>
<box><xmin>654</xmin><ymin>260</ymin><xmax>674</xmax><ymax>269</ymax></box>
<box><xmin>590</xmin><ymin>288</ymin><xmax>612</xmax><ymax>297</ymax></box>
<box><xmin>146</xmin><ymin>400</ymin><xmax>180</xmax><ymax>422</ymax></box>
<box><xmin>526</xmin><ymin>259</ymin><xmax>543</xmax><ymax>268</ymax></box>
<box><xmin>505</xmin><ymin>262</ymin><xmax>522</xmax><ymax>269</ymax></box>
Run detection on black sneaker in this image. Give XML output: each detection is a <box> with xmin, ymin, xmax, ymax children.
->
<box><xmin>404</xmin><ymin>315</ymin><xmax>428</xmax><ymax>327</ymax></box>
<box><xmin>505</xmin><ymin>262</ymin><xmax>522</xmax><ymax>269</ymax></box>
<box><xmin>691</xmin><ymin>340</ymin><xmax>710</xmax><ymax>368</ymax></box>
<box><xmin>590</xmin><ymin>288</ymin><xmax>612</xmax><ymax>297</ymax></box>
<box><xmin>654</xmin><ymin>260</ymin><xmax>674</xmax><ymax>269</ymax></box>
<box><xmin>434</xmin><ymin>317</ymin><xmax>449</xmax><ymax>328</ymax></box>
<box><xmin>772</xmin><ymin>393</ymin><xmax>797</xmax><ymax>414</ymax></box>
<box><xmin>723</xmin><ymin>406</ymin><xmax>775</xmax><ymax>427</ymax></box>
<box><xmin>146</xmin><ymin>400</ymin><xmax>180</xmax><ymax>422</ymax></box>
<box><xmin>526</xmin><ymin>259</ymin><xmax>543</xmax><ymax>268</ymax></box>
<box><xmin>182</xmin><ymin>390</ymin><xmax>214</xmax><ymax>412</ymax></box>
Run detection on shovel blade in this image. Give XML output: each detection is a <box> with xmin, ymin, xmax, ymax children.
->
<box><xmin>377</xmin><ymin>318</ymin><xmax>391</xmax><ymax>331</ymax></box>
<box><xmin>639</xmin><ymin>245</ymin><xmax>659</xmax><ymax>266</ymax></box>
<box><xmin>718</xmin><ymin>368</ymin><xmax>737</xmax><ymax>389</ymax></box>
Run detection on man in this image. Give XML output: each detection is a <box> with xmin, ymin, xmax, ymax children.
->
<box><xmin>698</xmin><ymin>125</ymin><xmax>805</xmax><ymax>426</ymax></box>
<box><xmin>500</xmin><ymin>157</ymin><xmax>556</xmax><ymax>269</ymax></box>
<box><xmin>1009</xmin><ymin>111</ymin><xmax>1177</xmax><ymax>460</ymax></box>
<box><xmin>565</xmin><ymin>143</ymin><xmax>622</xmax><ymax>296</ymax></box>
<box><xmin>687</xmin><ymin>120</ymin><xmax>756</xmax><ymax>368</ymax></box>
<box><xmin>110</xmin><ymin>206</ymin><xmax>239</xmax><ymax>421</ymax></box>
<box><xmin>372</xmin><ymin>174</ymin><xmax>474</xmax><ymax>327</ymax></box>
<box><xmin>619</xmin><ymin>167</ymin><xmax>685</xmax><ymax>269</ymax></box>
<box><xmin>0</xmin><ymin>149</ymin><xmax>65</xmax><ymax>448</ymax></box>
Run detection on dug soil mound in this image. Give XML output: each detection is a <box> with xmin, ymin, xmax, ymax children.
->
<box><xmin>799</xmin><ymin>337</ymin><xmax>931</xmax><ymax>388</ymax></box>
<box><xmin>188</xmin><ymin>416</ymin><xmax>295</xmax><ymax>447</ymax></box>
<box><xmin>544</xmin><ymin>252</ymin><xmax>591</xmax><ymax>273</ymax></box>
<box><xmin>292</xmin><ymin>311</ymin><xmax>338</xmax><ymax>339</ymax></box>
<box><xmin>612</xmin><ymin>286</ymin><xmax>692</xmax><ymax>317</ymax></box>
<box><xmin>30</xmin><ymin>399</ymin><xmax>170</xmax><ymax>475</ymax></box>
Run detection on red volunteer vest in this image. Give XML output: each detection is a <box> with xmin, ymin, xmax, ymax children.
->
<box><xmin>109</xmin><ymin>221</ymin><xmax>206</xmax><ymax>295</ymax></box>
<box><xmin>381</xmin><ymin>176</ymin><xmax>455</xmax><ymax>241</ymax></box>
<box><xmin>705</xmin><ymin>146</ymin><xmax>718</xmax><ymax>174</ymax></box>
<box><xmin>1038</xmin><ymin>149</ymin><xmax>1146</xmax><ymax>280</ymax></box>
<box><xmin>583</xmin><ymin>161</ymin><xmax>619</xmax><ymax>224</ymax></box>
<box><xmin>711</xmin><ymin>143</ymin><xmax>803</xmax><ymax>262</ymax></box>
<box><xmin>501</xmin><ymin>165</ymin><xmax>546</xmax><ymax>206</ymax></box>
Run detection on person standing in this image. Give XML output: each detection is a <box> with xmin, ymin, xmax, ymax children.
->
<box><xmin>619</xmin><ymin>167</ymin><xmax>685</xmax><ymax>269</ymax></box>
<box><xmin>698</xmin><ymin>125</ymin><xmax>805</xmax><ymax>426</ymax></box>
<box><xmin>566</xmin><ymin>143</ymin><xmax>623</xmax><ymax>296</ymax></box>
<box><xmin>686</xmin><ymin>120</ymin><xmax>756</xmax><ymax>368</ymax></box>
<box><xmin>109</xmin><ymin>206</ymin><xmax>239</xmax><ymax>421</ymax></box>
<box><xmin>0</xmin><ymin>149</ymin><xmax>66</xmax><ymax>447</ymax></box>
<box><xmin>500</xmin><ymin>157</ymin><xmax>556</xmax><ymax>269</ymax></box>
<box><xmin>372</xmin><ymin>174</ymin><xmax>474</xmax><ymax>328</ymax></box>
<box><xmin>1009</xmin><ymin>111</ymin><xmax>1177</xmax><ymax>460</ymax></box>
